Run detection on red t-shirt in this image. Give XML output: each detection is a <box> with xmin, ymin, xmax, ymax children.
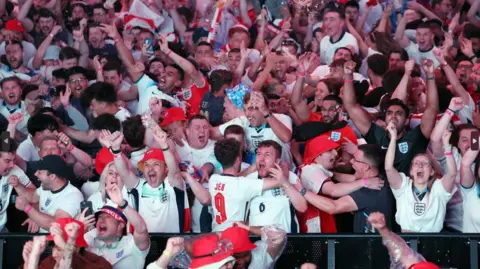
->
<box><xmin>177</xmin><ymin>77</ymin><xmax>210</xmax><ymax>118</ymax></box>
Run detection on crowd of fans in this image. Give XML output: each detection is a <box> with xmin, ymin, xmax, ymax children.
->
<box><xmin>0</xmin><ymin>0</ymin><xmax>477</xmax><ymax>267</ymax></box>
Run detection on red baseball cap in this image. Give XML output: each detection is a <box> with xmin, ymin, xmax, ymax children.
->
<box><xmin>137</xmin><ymin>148</ymin><xmax>165</xmax><ymax>172</ymax></box>
<box><xmin>303</xmin><ymin>135</ymin><xmax>339</xmax><ymax>165</ymax></box>
<box><xmin>221</xmin><ymin>226</ymin><xmax>257</xmax><ymax>253</ymax></box>
<box><xmin>95</xmin><ymin>147</ymin><xmax>114</xmax><ymax>175</ymax></box>
<box><xmin>47</xmin><ymin>218</ymin><xmax>88</xmax><ymax>247</ymax></box>
<box><xmin>190</xmin><ymin>235</ymin><xmax>235</xmax><ymax>269</ymax></box>
<box><xmin>409</xmin><ymin>262</ymin><xmax>440</xmax><ymax>269</ymax></box>
<box><xmin>160</xmin><ymin>107</ymin><xmax>186</xmax><ymax>127</ymax></box>
<box><xmin>5</xmin><ymin>19</ymin><xmax>25</xmax><ymax>33</ymax></box>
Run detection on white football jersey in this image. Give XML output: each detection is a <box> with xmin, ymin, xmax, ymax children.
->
<box><xmin>247</xmin><ymin>171</ymin><xmax>299</xmax><ymax>233</ymax></box>
<box><xmin>0</xmin><ymin>166</ymin><xmax>31</xmax><ymax>230</ymax></box>
<box><xmin>209</xmin><ymin>174</ymin><xmax>263</xmax><ymax>232</ymax></box>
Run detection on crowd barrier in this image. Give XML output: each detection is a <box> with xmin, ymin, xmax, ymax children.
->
<box><xmin>1</xmin><ymin>233</ymin><xmax>479</xmax><ymax>269</ymax></box>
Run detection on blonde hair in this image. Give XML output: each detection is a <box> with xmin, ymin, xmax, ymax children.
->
<box><xmin>98</xmin><ymin>161</ymin><xmax>115</xmax><ymax>203</ymax></box>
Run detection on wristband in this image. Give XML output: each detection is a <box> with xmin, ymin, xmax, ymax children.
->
<box><xmin>67</xmin><ymin>144</ymin><xmax>75</xmax><ymax>152</ymax></box>
<box><xmin>161</xmin><ymin>146</ymin><xmax>170</xmax><ymax>151</ymax></box>
<box><xmin>63</xmin><ymin>103</ymin><xmax>70</xmax><ymax>108</ymax></box>
<box><xmin>362</xmin><ymin>178</ymin><xmax>368</xmax><ymax>187</ymax></box>
<box><xmin>96</xmin><ymin>67</ymin><xmax>103</xmax><ymax>72</ymax></box>
<box><xmin>440</xmin><ymin>62</ymin><xmax>448</xmax><ymax>68</ymax></box>
<box><xmin>447</xmin><ymin>108</ymin><xmax>457</xmax><ymax>113</ymax></box>
<box><xmin>426</xmin><ymin>76</ymin><xmax>435</xmax><ymax>80</ymax></box>
<box><xmin>444</xmin><ymin>151</ymin><xmax>453</xmax><ymax>156</ymax></box>
<box><xmin>296</xmin><ymin>72</ymin><xmax>306</xmax><ymax>77</ymax></box>
<box><xmin>167</xmin><ymin>50</ymin><xmax>172</xmax><ymax>57</ymax></box>
<box><xmin>443</xmin><ymin>145</ymin><xmax>452</xmax><ymax>151</ymax></box>
<box><xmin>25</xmin><ymin>205</ymin><xmax>33</xmax><ymax>214</ymax></box>
<box><xmin>110</xmin><ymin>147</ymin><xmax>122</xmax><ymax>155</ymax></box>
<box><xmin>163</xmin><ymin>250</ymin><xmax>172</xmax><ymax>257</ymax></box>
<box><xmin>119</xmin><ymin>200</ymin><xmax>128</xmax><ymax>209</ymax></box>
<box><xmin>344</xmin><ymin>79</ymin><xmax>353</xmax><ymax>83</ymax></box>
<box><xmin>114</xmin><ymin>37</ymin><xmax>121</xmax><ymax>44</ymax></box>
<box><xmin>469</xmin><ymin>55</ymin><xmax>476</xmax><ymax>61</ymax></box>
<box><xmin>49</xmin><ymin>33</ymin><xmax>55</xmax><ymax>38</ymax></box>
<box><xmin>264</xmin><ymin>112</ymin><xmax>272</xmax><ymax>119</ymax></box>
<box><xmin>445</xmin><ymin>109</ymin><xmax>453</xmax><ymax>116</ymax></box>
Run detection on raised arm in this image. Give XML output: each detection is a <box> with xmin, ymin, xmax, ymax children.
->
<box><xmin>107</xmin><ymin>185</ymin><xmax>150</xmax><ymax>251</ymax></box>
<box><xmin>419</xmin><ymin>59</ymin><xmax>440</xmax><ymax>138</ymax></box>
<box><xmin>433</xmin><ymin>48</ymin><xmax>470</xmax><ymax>104</ymax></box>
<box><xmin>105</xmin><ymin>131</ymin><xmax>139</xmax><ymax>190</ymax></box>
<box><xmin>59</xmin><ymin>126</ymin><xmax>97</xmax><ymax>144</ymax></box>
<box><xmin>239</xmin><ymin>0</ymin><xmax>252</xmax><ymax>26</ymax></box>
<box><xmin>158</xmin><ymin>35</ymin><xmax>205</xmax><ymax>87</ymax></box>
<box><xmin>342</xmin><ymin>61</ymin><xmax>372</xmax><ymax>135</ymax></box>
<box><xmin>17</xmin><ymin>0</ymin><xmax>35</xmax><ymax>32</ymax></box>
<box><xmin>385</xmin><ymin>121</ymin><xmax>402</xmax><ymax>189</ymax></box>
<box><xmin>182</xmin><ymin>172</ymin><xmax>211</xmax><ymax>205</ymax></box>
<box><xmin>56</xmin><ymin>132</ymin><xmax>93</xmax><ymax>168</ymax></box>
<box><xmin>321</xmin><ymin>177</ymin><xmax>384</xmax><ymax>197</ymax></box>
<box><xmin>440</xmin><ymin>131</ymin><xmax>456</xmax><ymax>193</ymax></box>
<box><xmin>467</xmin><ymin>0</ymin><xmax>480</xmax><ymax>27</ymax></box>
<box><xmin>345</xmin><ymin>19</ymin><xmax>369</xmax><ymax>56</ymax></box>
<box><xmin>271</xmin><ymin>165</ymin><xmax>307</xmax><ymax>213</ymax></box>
<box><xmin>252</xmin><ymin>92</ymin><xmax>292</xmax><ymax>143</ymax></box>
<box><xmin>291</xmin><ymin>53</ymin><xmax>318</xmax><ymax>122</ymax></box>
<box><xmin>32</xmin><ymin>26</ymin><xmax>63</xmax><ymax>70</ymax></box>
<box><xmin>391</xmin><ymin>60</ymin><xmax>415</xmax><ymax>103</ymax></box>
<box><xmin>407</xmin><ymin>1</ymin><xmax>441</xmax><ymax>21</ymax></box>
<box><xmin>394</xmin><ymin>11</ymin><xmax>412</xmax><ymax>48</ymax></box>
<box><xmin>60</xmin><ymin>86</ymin><xmax>89</xmax><ymax>132</ymax></box>
<box><xmin>460</xmin><ymin>148</ymin><xmax>479</xmax><ymax>188</ymax></box>
<box><xmin>430</xmin><ymin>97</ymin><xmax>464</xmax><ymax>158</ymax></box>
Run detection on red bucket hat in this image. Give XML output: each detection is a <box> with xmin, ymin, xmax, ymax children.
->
<box><xmin>5</xmin><ymin>19</ymin><xmax>25</xmax><ymax>32</ymax></box>
<box><xmin>303</xmin><ymin>135</ymin><xmax>339</xmax><ymax>165</ymax></box>
<box><xmin>95</xmin><ymin>147</ymin><xmax>114</xmax><ymax>175</ymax></box>
<box><xmin>221</xmin><ymin>226</ymin><xmax>256</xmax><ymax>253</ymax></box>
<box><xmin>137</xmin><ymin>148</ymin><xmax>165</xmax><ymax>172</ymax></box>
<box><xmin>160</xmin><ymin>107</ymin><xmax>186</xmax><ymax>127</ymax></box>
<box><xmin>189</xmin><ymin>235</ymin><xmax>235</xmax><ymax>269</ymax></box>
<box><xmin>47</xmin><ymin>218</ymin><xmax>88</xmax><ymax>247</ymax></box>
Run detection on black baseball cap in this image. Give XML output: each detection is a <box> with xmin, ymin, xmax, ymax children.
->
<box><xmin>37</xmin><ymin>155</ymin><xmax>71</xmax><ymax>179</ymax></box>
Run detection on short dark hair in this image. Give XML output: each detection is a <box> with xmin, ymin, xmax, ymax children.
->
<box><xmin>224</xmin><ymin>125</ymin><xmax>245</xmax><ymax>137</ymax></box>
<box><xmin>0</xmin><ymin>76</ymin><xmax>20</xmax><ymax>88</ymax></box>
<box><xmin>358</xmin><ymin>144</ymin><xmax>384</xmax><ymax>169</ymax></box>
<box><xmin>91</xmin><ymin>3</ymin><xmax>107</xmax><ymax>12</ymax></box>
<box><xmin>229</xmin><ymin>48</ymin><xmax>241</xmax><ymax>54</ymax></box>
<box><xmin>122</xmin><ymin>116</ymin><xmax>146</xmax><ymax>148</ymax></box>
<box><xmin>344</xmin><ymin>0</ymin><xmax>360</xmax><ymax>10</ymax></box>
<box><xmin>177</xmin><ymin>6</ymin><xmax>193</xmax><ymax>24</ymax></box>
<box><xmin>388</xmin><ymin>49</ymin><xmax>409</xmax><ymax>61</ymax></box>
<box><xmin>103</xmin><ymin>61</ymin><xmax>122</xmax><ymax>75</ymax></box>
<box><xmin>52</xmin><ymin>68</ymin><xmax>68</xmax><ymax>80</ymax></box>
<box><xmin>167</xmin><ymin>64</ymin><xmax>185</xmax><ymax>82</ymax></box>
<box><xmin>451</xmin><ymin>124</ymin><xmax>477</xmax><ymax>148</ymax></box>
<box><xmin>187</xmin><ymin>114</ymin><xmax>209</xmax><ymax>128</ymax></box>
<box><xmin>318</xmin><ymin>78</ymin><xmax>343</xmax><ymax>96</ymax></box>
<box><xmin>37</xmin><ymin>8</ymin><xmax>56</xmax><ymax>20</ymax></box>
<box><xmin>384</xmin><ymin>98</ymin><xmax>410</xmax><ymax>117</ymax></box>
<box><xmin>5</xmin><ymin>40</ymin><xmax>23</xmax><ymax>51</ymax></box>
<box><xmin>59</xmin><ymin>47</ymin><xmax>81</xmax><ymax>61</ymax></box>
<box><xmin>27</xmin><ymin>114</ymin><xmax>59</xmax><ymax>136</ymax></box>
<box><xmin>209</xmin><ymin>70</ymin><xmax>233</xmax><ymax>93</ymax></box>
<box><xmin>323</xmin><ymin>94</ymin><xmax>342</xmax><ymax>105</ymax></box>
<box><xmin>367</xmin><ymin>54</ymin><xmax>389</xmax><ymax>76</ymax></box>
<box><xmin>196</xmin><ymin>41</ymin><xmax>212</xmax><ymax>50</ymax></box>
<box><xmin>324</xmin><ymin>8</ymin><xmax>345</xmax><ymax>20</ymax></box>
<box><xmin>214</xmin><ymin>138</ymin><xmax>241</xmax><ymax>169</ymax></box>
<box><xmin>416</xmin><ymin>22</ymin><xmax>432</xmax><ymax>31</ymax></box>
<box><xmin>91</xmin><ymin>113</ymin><xmax>121</xmax><ymax>132</ymax></box>
<box><xmin>67</xmin><ymin>66</ymin><xmax>87</xmax><ymax>79</ymax></box>
<box><xmin>382</xmin><ymin>69</ymin><xmax>404</xmax><ymax>93</ymax></box>
<box><xmin>82</xmin><ymin>82</ymin><xmax>117</xmax><ymax>106</ymax></box>
<box><xmin>257</xmin><ymin>140</ymin><xmax>282</xmax><ymax>159</ymax></box>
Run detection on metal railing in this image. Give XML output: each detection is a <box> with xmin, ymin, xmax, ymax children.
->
<box><xmin>1</xmin><ymin>233</ymin><xmax>479</xmax><ymax>269</ymax></box>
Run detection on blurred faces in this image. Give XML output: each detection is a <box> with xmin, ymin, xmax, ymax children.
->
<box><xmin>313</xmin><ymin>149</ymin><xmax>338</xmax><ymax>170</ymax></box>
<box><xmin>39</xmin><ymin>139</ymin><xmax>60</xmax><ymax>157</ymax></box>
<box><xmin>434</xmin><ymin>0</ymin><xmax>452</xmax><ymax>19</ymax></box>
<box><xmin>195</xmin><ymin>44</ymin><xmax>213</xmax><ymax>59</ymax></box>
<box><xmin>385</xmin><ymin>105</ymin><xmax>408</xmax><ymax>134</ymax></box>
<box><xmin>233</xmin><ymin>251</ymin><xmax>252</xmax><ymax>269</ymax></box>
<box><xmin>244</xmin><ymin>97</ymin><xmax>267</xmax><ymax>127</ymax></box>
<box><xmin>149</xmin><ymin>61</ymin><xmax>165</xmax><ymax>80</ymax></box>
<box><xmin>457</xmin><ymin>128</ymin><xmax>476</xmax><ymax>155</ymax></box>
<box><xmin>61</xmin><ymin>58</ymin><xmax>78</xmax><ymax>69</ymax></box>
<box><xmin>314</xmin><ymin>81</ymin><xmax>330</xmax><ymax>105</ymax></box>
<box><xmin>333</xmin><ymin>48</ymin><xmax>352</xmax><ymax>61</ymax></box>
<box><xmin>1</xmin><ymin>80</ymin><xmax>21</xmax><ymax>106</ymax></box>
<box><xmin>319</xmin><ymin>99</ymin><xmax>340</xmax><ymax>124</ymax></box>
<box><xmin>5</xmin><ymin>43</ymin><xmax>23</xmax><ymax>69</ymax></box>
<box><xmin>35</xmin><ymin>169</ymin><xmax>55</xmax><ymax>190</ymax></box>
<box><xmin>0</xmin><ymin>152</ymin><xmax>15</xmax><ymax>176</ymax></box>
<box><xmin>103</xmin><ymin>70</ymin><xmax>122</xmax><ymax>88</ymax></box>
<box><xmin>92</xmin><ymin>7</ymin><xmax>108</xmax><ymax>23</ymax></box>
<box><xmin>229</xmin><ymin>31</ymin><xmax>250</xmax><ymax>49</ymax></box>
<box><xmin>272</xmin><ymin>58</ymin><xmax>288</xmax><ymax>80</ymax></box>
<box><xmin>323</xmin><ymin>11</ymin><xmax>344</xmax><ymax>39</ymax></box>
<box><xmin>136</xmin><ymin>31</ymin><xmax>154</xmax><ymax>51</ymax></box>
<box><xmin>351</xmin><ymin>149</ymin><xmax>370</xmax><ymax>177</ymax></box>
<box><xmin>104</xmin><ymin>164</ymin><xmax>124</xmax><ymax>189</ymax></box>
<box><xmin>88</xmin><ymin>27</ymin><xmax>106</xmax><ymax>49</ymax></box>
<box><xmin>39</xmin><ymin>17</ymin><xmax>55</xmax><ymax>35</ymax></box>
<box><xmin>345</xmin><ymin>6</ymin><xmax>359</xmax><ymax>24</ymax></box>
<box><xmin>227</xmin><ymin>51</ymin><xmax>241</xmax><ymax>71</ymax></box>
<box><xmin>186</xmin><ymin>118</ymin><xmax>210</xmax><ymax>149</ymax></box>
<box><xmin>4</xmin><ymin>30</ymin><xmax>23</xmax><ymax>41</ymax></box>
<box><xmin>143</xmin><ymin>159</ymin><xmax>167</xmax><ymax>187</ymax></box>
<box><xmin>71</xmin><ymin>5</ymin><xmax>87</xmax><ymax>20</ymax></box>
<box><xmin>388</xmin><ymin>52</ymin><xmax>405</xmax><ymax>69</ymax></box>
<box><xmin>158</xmin><ymin>66</ymin><xmax>181</xmax><ymax>92</ymax></box>
<box><xmin>256</xmin><ymin>146</ymin><xmax>279</xmax><ymax>178</ymax></box>
<box><xmin>471</xmin><ymin>38</ymin><xmax>480</xmax><ymax>54</ymax></box>
<box><xmin>90</xmin><ymin>99</ymin><xmax>107</xmax><ymax>117</ymax></box>
<box><xmin>225</xmin><ymin>133</ymin><xmax>245</xmax><ymax>152</ymax></box>
<box><xmin>409</xmin><ymin>154</ymin><xmax>434</xmax><ymax>185</ymax></box>
<box><xmin>96</xmin><ymin>213</ymin><xmax>125</xmax><ymax>241</ymax></box>
<box><xmin>456</xmin><ymin>60</ymin><xmax>473</xmax><ymax>83</ymax></box>
<box><xmin>67</xmin><ymin>74</ymin><xmax>88</xmax><ymax>98</ymax></box>
<box><xmin>415</xmin><ymin>28</ymin><xmax>434</xmax><ymax>51</ymax></box>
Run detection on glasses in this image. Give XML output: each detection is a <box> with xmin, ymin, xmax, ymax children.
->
<box><xmin>319</xmin><ymin>106</ymin><xmax>339</xmax><ymax>113</ymax></box>
<box><xmin>412</xmin><ymin>160</ymin><xmax>431</xmax><ymax>167</ymax></box>
<box><xmin>68</xmin><ymin>78</ymin><xmax>85</xmax><ymax>84</ymax></box>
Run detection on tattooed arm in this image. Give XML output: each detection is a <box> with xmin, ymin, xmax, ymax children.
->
<box><xmin>55</xmin><ymin>222</ymin><xmax>81</xmax><ymax>269</ymax></box>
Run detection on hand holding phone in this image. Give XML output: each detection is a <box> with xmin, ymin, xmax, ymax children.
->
<box><xmin>80</xmin><ymin>201</ymin><xmax>94</xmax><ymax>218</ymax></box>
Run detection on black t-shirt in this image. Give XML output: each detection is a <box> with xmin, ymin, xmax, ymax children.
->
<box><xmin>364</xmin><ymin>123</ymin><xmax>429</xmax><ymax>174</ymax></box>
<box><xmin>89</xmin><ymin>44</ymin><xmax>118</xmax><ymax>59</ymax></box>
<box><xmin>349</xmin><ymin>175</ymin><xmax>395</xmax><ymax>233</ymax></box>
<box><xmin>200</xmin><ymin>92</ymin><xmax>225</xmax><ymax>127</ymax></box>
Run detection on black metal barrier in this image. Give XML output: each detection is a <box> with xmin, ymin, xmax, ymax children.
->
<box><xmin>1</xmin><ymin>234</ymin><xmax>479</xmax><ymax>269</ymax></box>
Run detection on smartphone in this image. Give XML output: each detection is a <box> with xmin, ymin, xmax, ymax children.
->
<box><xmin>80</xmin><ymin>201</ymin><xmax>94</xmax><ymax>217</ymax></box>
<box><xmin>144</xmin><ymin>38</ymin><xmax>154</xmax><ymax>54</ymax></box>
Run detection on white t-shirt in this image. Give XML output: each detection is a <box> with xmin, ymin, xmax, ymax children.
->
<box><xmin>0</xmin><ymin>166</ymin><xmax>31</xmax><ymax>230</ymax></box>
<box><xmin>115</xmin><ymin>107</ymin><xmax>131</xmax><ymax>122</ymax></box>
<box><xmin>461</xmin><ymin>183</ymin><xmax>480</xmax><ymax>233</ymax></box>
<box><xmin>137</xmin><ymin>179</ymin><xmax>189</xmax><ymax>233</ymax></box>
<box><xmin>319</xmin><ymin>32</ymin><xmax>359</xmax><ymax>65</ymax></box>
<box><xmin>0</xmin><ymin>100</ymin><xmax>29</xmax><ymax>135</ymax></box>
<box><xmin>88</xmin><ymin>186</ymin><xmax>133</xmax><ymax>212</ymax></box>
<box><xmin>16</xmin><ymin>136</ymin><xmax>40</xmax><ymax>162</ymax></box>
<box><xmin>85</xmin><ymin>230</ymin><xmax>149</xmax><ymax>269</ymax></box>
<box><xmin>176</xmin><ymin>139</ymin><xmax>217</xmax><ymax>233</ymax></box>
<box><xmin>209</xmin><ymin>174</ymin><xmax>263</xmax><ymax>232</ymax></box>
<box><xmin>36</xmin><ymin>182</ymin><xmax>84</xmax><ymax>232</ymax></box>
<box><xmin>134</xmin><ymin>74</ymin><xmax>180</xmax><ymax>115</ymax></box>
<box><xmin>247</xmin><ymin>171</ymin><xmax>299</xmax><ymax>233</ymax></box>
<box><xmin>391</xmin><ymin>173</ymin><xmax>455</xmax><ymax>232</ymax></box>
<box><xmin>404</xmin><ymin>43</ymin><xmax>440</xmax><ymax>68</ymax></box>
<box><xmin>119</xmin><ymin>80</ymin><xmax>138</xmax><ymax>114</ymax></box>
<box><xmin>129</xmin><ymin>147</ymin><xmax>148</xmax><ymax>177</ymax></box>
<box><xmin>311</xmin><ymin>65</ymin><xmax>367</xmax><ymax>81</ymax></box>
<box><xmin>0</xmin><ymin>41</ymin><xmax>36</xmax><ymax>64</ymax></box>
<box><xmin>218</xmin><ymin>114</ymin><xmax>295</xmax><ymax>170</ymax></box>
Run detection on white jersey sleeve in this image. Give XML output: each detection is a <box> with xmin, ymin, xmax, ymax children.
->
<box><xmin>391</xmin><ymin>173</ymin><xmax>410</xmax><ymax>198</ymax></box>
<box><xmin>218</xmin><ymin>116</ymin><xmax>249</xmax><ymax>134</ymax></box>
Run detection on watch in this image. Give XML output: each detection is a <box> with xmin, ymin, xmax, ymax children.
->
<box><xmin>300</xmin><ymin>188</ymin><xmax>307</xmax><ymax>196</ymax></box>
<box><xmin>119</xmin><ymin>200</ymin><xmax>128</xmax><ymax>209</ymax></box>
<box><xmin>264</xmin><ymin>112</ymin><xmax>272</xmax><ymax>119</ymax></box>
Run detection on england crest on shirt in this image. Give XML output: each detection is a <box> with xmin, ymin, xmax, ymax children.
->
<box><xmin>398</xmin><ymin>142</ymin><xmax>409</xmax><ymax>154</ymax></box>
<box><xmin>331</xmin><ymin>132</ymin><xmax>341</xmax><ymax>142</ymax></box>
<box><xmin>45</xmin><ymin>198</ymin><xmax>51</xmax><ymax>207</ymax></box>
<box><xmin>2</xmin><ymin>184</ymin><xmax>8</xmax><ymax>194</ymax></box>
<box><xmin>181</xmin><ymin>88</ymin><xmax>192</xmax><ymax>100</ymax></box>
<box><xmin>116</xmin><ymin>249</ymin><xmax>124</xmax><ymax>259</ymax></box>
